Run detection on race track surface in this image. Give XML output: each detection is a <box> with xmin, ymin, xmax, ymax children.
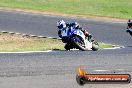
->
<box><xmin>0</xmin><ymin>10</ymin><xmax>132</xmax><ymax>88</ymax></box>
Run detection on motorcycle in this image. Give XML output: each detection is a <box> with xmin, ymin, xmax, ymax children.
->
<box><xmin>126</xmin><ymin>28</ymin><xmax>132</xmax><ymax>36</ymax></box>
<box><xmin>58</xmin><ymin>27</ymin><xmax>99</xmax><ymax>51</ymax></box>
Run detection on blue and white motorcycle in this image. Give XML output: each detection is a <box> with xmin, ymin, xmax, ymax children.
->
<box><xmin>58</xmin><ymin>27</ymin><xmax>99</xmax><ymax>51</ymax></box>
<box><xmin>126</xmin><ymin>28</ymin><xmax>132</xmax><ymax>36</ymax></box>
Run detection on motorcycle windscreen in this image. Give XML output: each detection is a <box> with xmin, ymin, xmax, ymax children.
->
<box><xmin>72</xmin><ymin>30</ymin><xmax>86</xmax><ymax>40</ymax></box>
<box><xmin>73</xmin><ymin>30</ymin><xmax>92</xmax><ymax>49</ymax></box>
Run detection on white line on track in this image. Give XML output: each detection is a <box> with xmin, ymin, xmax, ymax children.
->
<box><xmin>0</xmin><ymin>50</ymin><xmax>52</xmax><ymax>54</ymax></box>
<box><xmin>0</xmin><ymin>46</ymin><xmax>125</xmax><ymax>54</ymax></box>
<box><xmin>103</xmin><ymin>46</ymin><xmax>125</xmax><ymax>50</ymax></box>
<box><xmin>103</xmin><ymin>47</ymin><xmax>121</xmax><ymax>50</ymax></box>
<box><xmin>0</xmin><ymin>46</ymin><xmax>124</xmax><ymax>54</ymax></box>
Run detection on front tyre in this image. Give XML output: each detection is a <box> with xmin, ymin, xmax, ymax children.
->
<box><xmin>71</xmin><ymin>35</ymin><xmax>86</xmax><ymax>51</ymax></box>
<box><xmin>91</xmin><ymin>40</ymin><xmax>99</xmax><ymax>51</ymax></box>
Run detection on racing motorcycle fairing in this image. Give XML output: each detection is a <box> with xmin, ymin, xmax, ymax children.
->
<box><xmin>58</xmin><ymin>25</ymin><xmax>99</xmax><ymax>51</ymax></box>
<box><xmin>68</xmin><ymin>29</ymin><xmax>92</xmax><ymax>49</ymax></box>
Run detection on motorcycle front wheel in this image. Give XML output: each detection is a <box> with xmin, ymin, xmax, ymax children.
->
<box><xmin>91</xmin><ymin>40</ymin><xmax>99</xmax><ymax>51</ymax></box>
<box><xmin>71</xmin><ymin>35</ymin><xmax>87</xmax><ymax>51</ymax></box>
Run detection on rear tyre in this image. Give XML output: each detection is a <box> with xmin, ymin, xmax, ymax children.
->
<box><xmin>64</xmin><ymin>43</ymin><xmax>71</xmax><ymax>50</ymax></box>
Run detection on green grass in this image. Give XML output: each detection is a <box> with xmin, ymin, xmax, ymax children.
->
<box><xmin>0</xmin><ymin>33</ymin><xmax>64</xmax><ymax>52</ymax></box>
<box><xmin>99</xmin><ymin>42</ymin><xmax>113</xmax><ymax>49</ymax></box>
<box><xmin>0</xmin><ymin>33</ymin><xmax>113</xmax><ymax>52</ymax></box>
<box><xmin>0</xmin><ymin>0</ymin><xmax>131</xmax><ymax>19</ymax></box>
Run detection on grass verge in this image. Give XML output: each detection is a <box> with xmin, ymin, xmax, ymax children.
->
<box><xmin>0</xmin><ymin>0</ymin><xmax>131</xmax><ymax>19</ymax></box>
<box><xmin>0</xmin><ymin>33</ymin><xmax>113</xmax><ymax>52</ymax></box>
<box><xmin>0</xmin><ymin>33</ymin><xmax>64</xmax><ymax>52</ymax></box>
<box><xmin>99</xmin><ymin>42</ymin><xmax>114</xmax><ymax>49</ymax></box>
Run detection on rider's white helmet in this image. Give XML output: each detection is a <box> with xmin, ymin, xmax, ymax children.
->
<box><xmin>57</xmin><ymin>20</ymin><xmax>66</xmax><ymax>29</ymax></box>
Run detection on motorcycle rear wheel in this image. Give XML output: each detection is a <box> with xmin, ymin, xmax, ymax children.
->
<box><xmin>64</xmin><ymin>43</ymin><xmax>71</xmax><ymax>50</ymax></box>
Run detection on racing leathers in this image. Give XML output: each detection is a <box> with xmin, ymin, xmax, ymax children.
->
<box><xmin>126</xmin><ymin>19</ymin><xmax>132</xmax><ymax>36</ymax></box>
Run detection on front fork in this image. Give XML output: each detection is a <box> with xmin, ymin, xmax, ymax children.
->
<box><xmin>84</xmin><ymin>39</ymin><xmax>92</xmax><ymax>49</ymax></box>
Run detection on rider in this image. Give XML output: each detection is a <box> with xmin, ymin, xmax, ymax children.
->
<box><xmin>127</xmin><ymin>19</ymin><xmax>132</xmax><ymax>28</ymax></box>
<box><xmin>57</xmin><ymin>20</ymin><xmax>92</xmax><ymax>40</ymax></box>
<box><xmin>57</xmin><ymin>20</ymin><xmax>66</xmax><ymax>38</ymax></box>
<box><xmin>126</xmin><ymin>19</ymin><xmax>132</xmax><ymax>35</ymax></box>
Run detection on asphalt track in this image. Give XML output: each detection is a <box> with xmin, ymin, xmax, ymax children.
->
<box><xmin>0</xmin><ymin>10</ymin><xmax>132</xmax><ymax>88</ymax></box>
